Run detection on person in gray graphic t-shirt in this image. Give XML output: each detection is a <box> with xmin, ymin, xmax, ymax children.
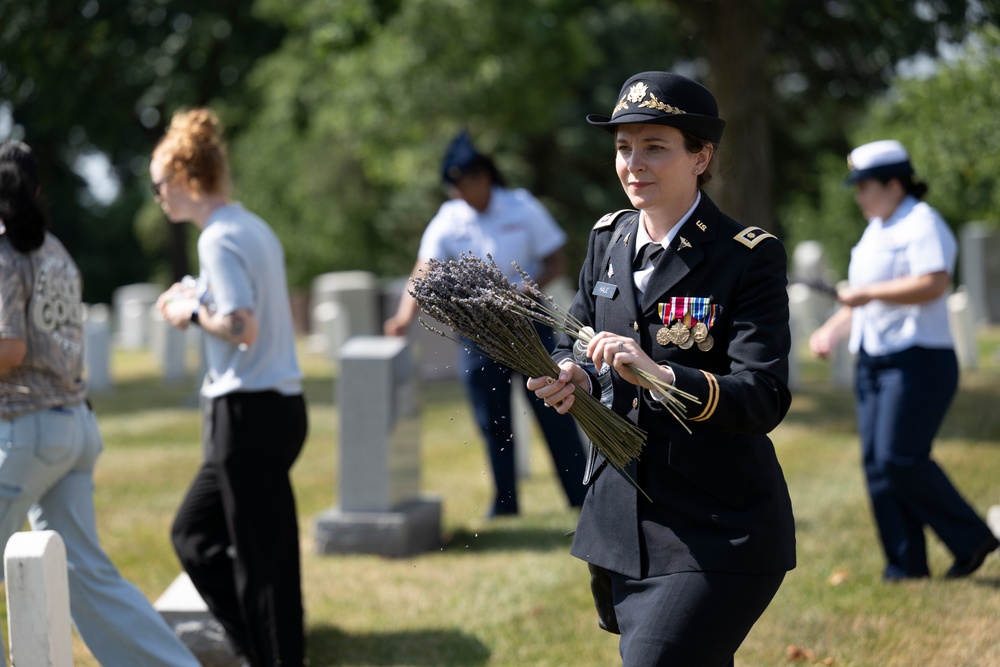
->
<box><xmin>0</xmin><ymin>140</ymin><xmax>199</xmax><ymax>667</ymax></box>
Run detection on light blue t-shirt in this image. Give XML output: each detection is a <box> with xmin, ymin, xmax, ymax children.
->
<box><xmin>847</xmin><ymin>196</ymin><xmax>957</xmax><ymax>356</ymax></box>
<box><xmin>196</xmin><ymin>203</ymin><xmax>302</xmax><ymax>398</ymax></box>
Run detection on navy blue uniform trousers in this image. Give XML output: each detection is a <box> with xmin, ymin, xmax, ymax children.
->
<box><xmin>856</xmin><ymin>346</ymin><xmax>993</xmax><ymax>579</ymax></box>
<box><xmin>459</xmin><ymin>323</ymin><xmax>587</xmax><ymax>516</ymax></box>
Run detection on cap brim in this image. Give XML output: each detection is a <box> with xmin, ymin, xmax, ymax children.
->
<box><xmin>587</xmin><ymin>112</ymin><xmax>725</xmax><ymax>144</ymax></box>
<box><xmin>844</xmin><ymin>161</ymin><xmax>914</xmax><ymax>185</ymax></box>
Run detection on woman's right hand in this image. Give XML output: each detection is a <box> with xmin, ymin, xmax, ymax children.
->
<box><xmin>527</xmin><ymin>361</ymin><xmax>588</xmax><ymax>415</ymax></box>
<box><xmin>808</xmin><ymin>327</ymin><xmax>836</xmax><ymax>359</ymax></box>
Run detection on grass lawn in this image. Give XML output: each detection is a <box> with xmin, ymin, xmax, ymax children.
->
<box><xmin>3</xmin><ymin>330</ymin><xmax>1000</xmax><ymax>666</ymax></box>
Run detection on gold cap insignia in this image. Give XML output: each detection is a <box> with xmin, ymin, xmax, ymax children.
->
<box><xmin>613</xmin><ymin>82</ymin><xmax>686</xmax><ymax>117</ymax></box>
<box><xmin>639</xmin><ymin>93</ymin><xmax>684</xmax><ymax>115</ymax></box>
<box><xmin>627</xmin><ymin>82</ymin><xmax>649</xmax><ymax>103</ymax></box>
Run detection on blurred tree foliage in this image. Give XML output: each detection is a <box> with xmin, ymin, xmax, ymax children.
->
<box><xmin>783</xmin><ymin>24</ymin><xmax>1000</xmax><ymax>279</ymax></box>
<box><xmin>229</xmin><ymin>0</ymin><xmax>689</xmax><ymax>287</ymax></box>
<box><xmin>0</xmin><ymin>0</ymin><xmax>284</xmax><ymax>301</ymax></box>
<box><xmin>0</xmin><ymin>0</ymin><xmax>996</xmax><ymax>301</ymax></box>
<box><xmin>233</xmin><ymin>0</ymin><xmax>991</xmax><ymax>288</ymax></box>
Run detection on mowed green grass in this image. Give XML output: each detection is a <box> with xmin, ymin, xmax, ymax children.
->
<box><xmin>4</xmin><ymin>331</ymin><xmax>1000</xmax><ymax>666</ymax></box>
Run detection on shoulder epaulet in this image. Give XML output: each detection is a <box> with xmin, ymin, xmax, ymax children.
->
<box><xmin>733</xmin><ymin>226</ymin><xmax>778</xmax><ymax>249</ymax></box>
<box><xmin>593</xmin><ymin>209</ymin><xmax>637</xmax><ymax>230</ymax></box>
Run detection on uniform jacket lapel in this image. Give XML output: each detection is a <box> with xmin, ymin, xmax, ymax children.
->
<box><xmin>639</xmin><ymin>196</ymin><xmax>720</xmax><ymax>314</ymax></box>
<box><xmin>608</xmin><ymin>217</ymin><xmax>641</xmax><ymax>326</ymax></box>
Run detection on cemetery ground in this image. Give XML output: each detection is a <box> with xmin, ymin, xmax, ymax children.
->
<box><xmin>3</xmin><ymin>331</ymin><xmax>1000</xmax><ymax>667</ymax></box>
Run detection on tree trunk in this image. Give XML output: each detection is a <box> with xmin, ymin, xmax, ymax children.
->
<box><xmin>676</xmin><ymin>0</ymin><xmax>777</xmax><ymax>234</ymax></box>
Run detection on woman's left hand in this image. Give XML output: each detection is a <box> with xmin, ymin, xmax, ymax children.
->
<box><xmin>587</xmin><ymin>331</ymin><xmax>674</xmax><ymax>390</ymax></box>
<box><xmin>527</xmin><ymin>361</ymin><xmax>589</xmax><ymax>415</ymax></box>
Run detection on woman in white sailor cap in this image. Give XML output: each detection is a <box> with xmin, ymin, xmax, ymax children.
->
<box><xmin>810</xmin><ymin>139</ymin><xmax>998</xmax><ymax>581</ymax></box>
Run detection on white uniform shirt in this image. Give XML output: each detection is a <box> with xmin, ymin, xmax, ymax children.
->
<box><xmin>847</xmin><ymin>196</ymin><xmax>956</xmax><ymax>356</ymax></box>
<box><xmin>418</xmin><ymin>186</ymin><xmax>566</xmax><ymax>284</ymax></box>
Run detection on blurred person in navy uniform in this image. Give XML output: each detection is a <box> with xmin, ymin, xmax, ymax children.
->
<box><xmin>809</xmin><ymin>140</ymin><xmax>998</xmax><ymax>581</ymax></box>
<box><xmin>385</xmin><ymin>131</ymin><xmax>587</xmax><ymax>517</ymax></box>
<box><xmin>527</xmin><ymin>72</ymin><xmax>795</xmax><ymax>666</ymax></box>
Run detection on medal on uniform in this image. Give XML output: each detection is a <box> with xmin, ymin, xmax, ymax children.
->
<box><xmin>655</xmin><ymin>326</ymin><xmax>672</xmax><ymax>346</ymax></box>
<box><xmin>689</xmin><ymin>298</ymin><xmax>719</xmax><ymax>352</ymax></box>
<box><xmin>670</xmin><ymin>320</ymin><xmax>691</xmax><ymax>347</ymax></box>
<box><xmin>655</xmin><ymin>302</ymin><xmax>672</xmax><ymax>346</ymax></box>
<box><xmin>655</xmin><ymin>298</ymin><xmax>692</xmax><ymax>347</ymax></box>
<box><xmin>657</xmin><ymin>297</ymin><xmax>720</xmax><ymax>349</ymax></box>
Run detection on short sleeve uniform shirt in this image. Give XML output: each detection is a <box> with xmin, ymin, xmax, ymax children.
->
<box><xmin>418</xmin><ymin>186</ymin><xmax>566</xmax><ymax>284</ymax></box>
<box><xmin>847</xmin><ymin>196</ymin><xmax>957</xmax><ymax>356</ymax></box>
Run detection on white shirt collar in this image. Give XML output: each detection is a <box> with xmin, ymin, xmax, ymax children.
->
<box><xmin>634</xmin><ymin>191</ymin><xmax>701</xmax><ymax>258</ymax></box>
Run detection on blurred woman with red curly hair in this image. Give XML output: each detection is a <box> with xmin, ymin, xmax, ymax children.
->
<box><xmin>152</xmin><ymin>108</ymin><xmax>308</xmax><ymax>667</ymax></box>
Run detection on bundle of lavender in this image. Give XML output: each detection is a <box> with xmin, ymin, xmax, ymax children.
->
<box><xmin>409</xmin><ymin>254</ymin><xmax>646</xmax><ymax>471</ymax></box>
<box><xmin>511</xmin><ymin>265</ymin><xmax>702</xmax><ymax>434</ymax></box>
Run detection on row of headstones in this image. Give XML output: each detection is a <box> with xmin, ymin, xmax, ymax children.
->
<box><xmin>84</xmin><ymin>284</ymin><xmax>202</xmax><ymax>393</ymax></box>
<box><xmin>92</xmin><ymin>221</ymin><xmax>1000</xmax><ymax>392</ymax></box>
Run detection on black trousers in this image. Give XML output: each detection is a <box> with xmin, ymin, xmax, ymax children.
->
<box><xmin>171</xmin><ymin>391</ymin><xmax>308</xmax><ymax>667</ymax></box>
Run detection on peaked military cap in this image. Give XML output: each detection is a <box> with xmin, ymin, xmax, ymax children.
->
<box><xmin>587</xmin><ymin>71</ymin><xmax>726</xmax><ymax>144</ymax></box>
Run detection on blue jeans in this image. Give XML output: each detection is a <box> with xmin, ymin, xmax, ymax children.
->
<box><xmin>459</xmin><ymin>323</ymin><xmax>587</xmax><ymax>516</ymax></box>
<box><xmin>0</xmin><ymin>402</ymin><xmax>198</xmax><ymax>667</ymax></box>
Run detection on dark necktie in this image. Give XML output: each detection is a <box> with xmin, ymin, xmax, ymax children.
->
<box><xmin>632</xmin><ymin>242</ymin><xmax>665</xmax><ymax>272</ymax></box>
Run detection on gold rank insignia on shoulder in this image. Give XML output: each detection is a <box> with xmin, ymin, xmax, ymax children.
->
<box><xmin>734</xmin><ymin>226</ymin><xmax>777</xmax><ymax>249</ymax></box>
<box><xmin>593</xmin><ymin>208</ymin><xmax>637</xmax><ymax>230</ymax></box>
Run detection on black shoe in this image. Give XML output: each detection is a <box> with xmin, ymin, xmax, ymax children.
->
<box><xmin>883</xmin><ymin>572</ymin><xmax>929</xmax><ymax>583</ymax></box>
<box><xmin>946</xmin><ymin>535</ymin><xmax>1000</xmax><ymax>578</ymax></box>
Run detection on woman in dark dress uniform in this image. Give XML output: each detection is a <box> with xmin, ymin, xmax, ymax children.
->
<box><xmin>528</xmin><ymin>71</ymin><xmax>796</xmax><ymax>666</ymax></box>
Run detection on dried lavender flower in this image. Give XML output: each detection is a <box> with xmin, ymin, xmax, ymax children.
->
<box><xmin>409</xmin><ymin>254</ymin><xmax>647</xmax><ymax>472</ymax></box>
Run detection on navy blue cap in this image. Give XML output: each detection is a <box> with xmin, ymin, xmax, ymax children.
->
<box><xmin>845</xmin><ymin>140</ymin><xmax>914</xmax><ymax>184</ymax></box>
<box><xmin>441</xmin><ymin>130</ymin><xmax>482</xmax><ymax>185</ymax></box>
<box><xmin>587</xmin><ymin>71</ymin><xmax>726</xmax><ymax>144</ymax></box>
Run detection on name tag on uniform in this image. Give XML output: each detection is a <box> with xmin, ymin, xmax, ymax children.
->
<box><xmin>593</xmin><ymin>282</ymin><xmax>618</xmax><ymax>299</ymax></box>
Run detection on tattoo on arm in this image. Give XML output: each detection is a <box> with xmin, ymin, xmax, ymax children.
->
<box><xmin>226</xmin><ymin>312</ymin><xmax>247</xmax><ymax>340</ymax></box>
